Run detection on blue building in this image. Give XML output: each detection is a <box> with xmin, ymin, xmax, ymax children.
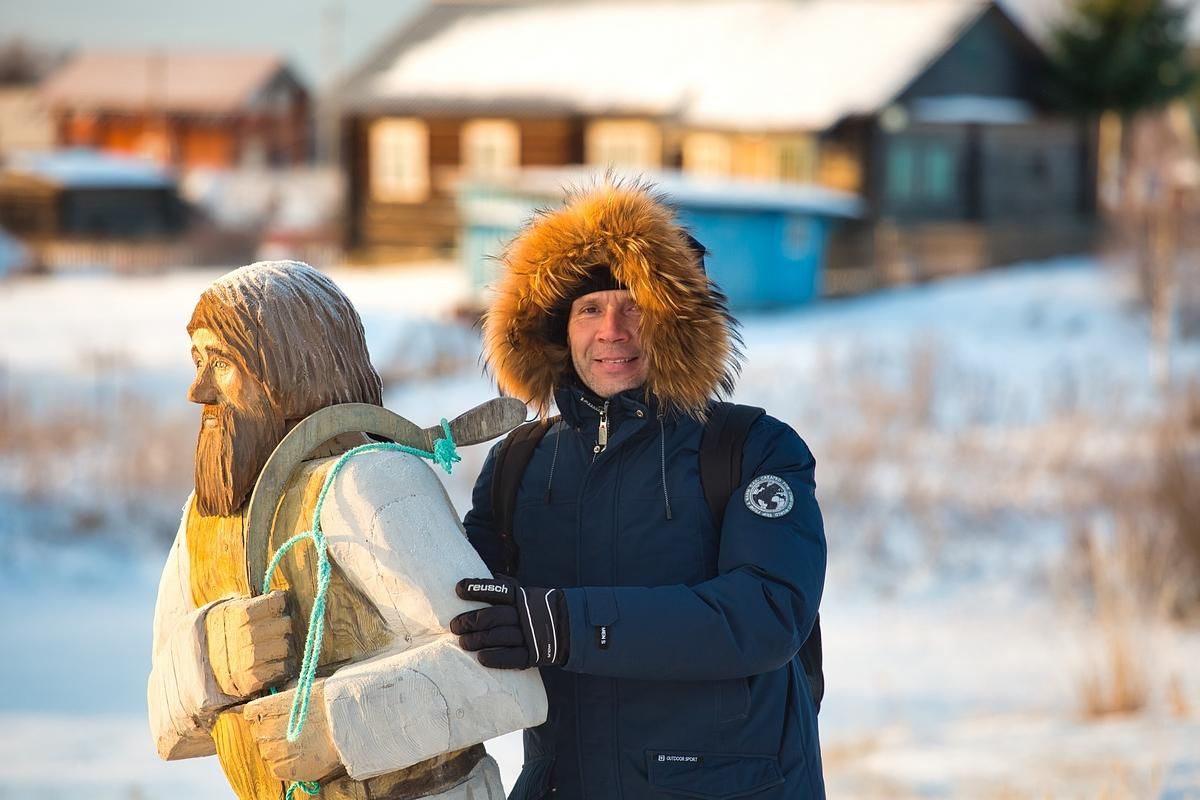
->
<box><xmin>459</xmin><ymin>169</ymin><xmax>859</xmax><ymax>311</ymax></box>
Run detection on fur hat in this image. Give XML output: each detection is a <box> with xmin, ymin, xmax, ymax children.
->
<box><xmin>482</xmin><ymin>179</ymin><xmax>743</xmax><ymax>418</ymax></box>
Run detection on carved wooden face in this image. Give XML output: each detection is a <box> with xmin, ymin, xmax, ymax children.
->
<box><xmin>189</xmin><ymin>328</ymin><xmax>266</xmax><ymax>412</ymax></box>
<box><xmin>189</xmin><ymin>327</ymin><xmax>285</xmax><ymax>517</ymax></box>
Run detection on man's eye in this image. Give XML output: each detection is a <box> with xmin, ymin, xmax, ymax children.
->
<box><xmin>214</xmin><ymin>360</ymin><xmax>229</xmax><ymax>370</ymax></box>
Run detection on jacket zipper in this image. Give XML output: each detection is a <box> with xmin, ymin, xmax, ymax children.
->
<box><xmin>580</xmin><ymin>396</ymin><xmax>609</xmax><ymax>461</ymax></box>
<box><xmin>573</xmin><ymin>395</ymin><xmax>624</xmax><ymax>800</ymax></box>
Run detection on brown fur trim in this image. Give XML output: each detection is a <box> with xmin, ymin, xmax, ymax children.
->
<box><xmin>482</xmin><ymin>179</ymin><xmax>742</xmax><ymax>418</ymax></box>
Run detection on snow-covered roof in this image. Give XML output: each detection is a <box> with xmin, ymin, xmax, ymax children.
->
<box><xmin>353</xmin><ymin>0</ymin><xmax>994</xmax><ymax>131</ymax></box>
<box><xmin>40</xmin><ymin>50</ymin><xmax>296</xmax><ymax>115</ymax></box>
<box><xmin>6</xmin><ymin>149</ymin><xmax>176</xmax><ymax>190</ymax></box>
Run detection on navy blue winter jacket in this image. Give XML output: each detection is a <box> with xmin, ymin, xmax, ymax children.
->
<box><xmin>464</xmin><ymin>384</ymin><xmax>827</xmax><ymax>799</ymax></box>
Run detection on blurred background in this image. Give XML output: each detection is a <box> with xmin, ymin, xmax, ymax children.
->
<box><xmin>1</xmin><ymin>0</ymin><xmax>1199</xmax><ymax>797</ymax></box>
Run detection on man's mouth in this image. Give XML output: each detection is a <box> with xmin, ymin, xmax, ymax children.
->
<box><xmin>596</xmin><ymin>357</ymin><xmax>638</xmax><ymax>364</ymax></box>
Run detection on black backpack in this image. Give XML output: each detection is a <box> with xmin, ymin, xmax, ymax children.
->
<box><xmin>489</xmin><ymin>402</ymin><xmax>824</xmax><ymax>713</ymax></box>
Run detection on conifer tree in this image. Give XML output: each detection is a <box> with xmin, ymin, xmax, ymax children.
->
<box><xmin>1052</xmin><ymin>0</ymin><xmax>1198</xmax><ymax>394</ymax></box>
<box><xmin>1050</xmin><ymin>0</ymin><xmax>1196</xmax><ymax>115</ymax></box>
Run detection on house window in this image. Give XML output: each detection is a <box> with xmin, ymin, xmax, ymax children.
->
<box><xmin>778</xmin><ymin>137</ymin><xmax>817</xmax><ymax>183</ymax></box>
<box><xmin>369</xmin><ymin>117</ymin><xmax>429</xmax><ymax>203</ymax></box>
<box><xmin>461</xmin><ymin>119</ymin><xmax>520</xmax><ymax>179</ymax></box>
<box><xmin>817</xmin><ymin>144</ymin><xmax>862</xmax><ymax>192</ymax></box>
<box><xmin>586</xmin><ymin>120</ymin><xmax>662</xmax><ymax>170</ymax></box>
<box><xmin>682</xmin><ymin>132</ymin><xmax>733</xmax><ymax>178</ymax></box>
<box><xmin>887</xmin><ymin>142</ymin><xmax>915</xmax><ymax>202</ymax></box>
<box><xmin>924</xmin><ymin>144</ymin><xmax>955</xmax><ymax>202</ymax></box>
<box><xmin>732</xmin><ymin>136</ymin><xmax>773</xmax><ymax>180</ymax></box>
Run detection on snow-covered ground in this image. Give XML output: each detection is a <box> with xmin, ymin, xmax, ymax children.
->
<box><xmin>1</xmin><ymin>257</ymin><xmax>1198</xmax><ymax>798</ymax></box>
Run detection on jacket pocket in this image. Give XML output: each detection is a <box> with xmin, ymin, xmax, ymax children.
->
<box><xmin>509</xmin><ymin>755</ymin><xmax>555</xmax><ymax>800</ymax></box>
<box><xmin>646</xmin><ymin>751</ymin><xmax>784</xmax><ymax>799</ymax></box>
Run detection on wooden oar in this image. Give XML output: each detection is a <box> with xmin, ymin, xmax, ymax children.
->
<box><xmin>243</xmin><ymin>398</ymin><xmax>528</xmax><ymax>595</ymax></box>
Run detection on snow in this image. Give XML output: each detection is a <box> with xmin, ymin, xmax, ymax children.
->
<box><xmin>2</xmin><ymin>256</ymin><xmax>1199</xmax><ymax>797</ymax></box>
<box><xmin>369</xmin><ymin>0</ymin><xmax>986</xmax><ymax>132</ymax></box>
<box><xmin>0</xmin><ymin>262</ymin><xmax>472</xmax><ymax>401</ymax></box>
<box><xmin>180</xmin><ymin>166</ymin><xmax>343</xmax><ymax>232</ymax></box>
<box><xmin>6</xmin><ymin>148</ymin><xmax>176</xmax><ymax>189</ymax></box>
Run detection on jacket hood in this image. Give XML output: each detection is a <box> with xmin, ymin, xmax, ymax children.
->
<box><xmin>482</xmin><ymin>179</ymin><xmax>743</xmax><ymax>418</ymax></box>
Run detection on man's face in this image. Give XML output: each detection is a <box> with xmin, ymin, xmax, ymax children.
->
<box><xmin>567</xmin><ymin>289</ymin><xmax>649</xmax><ymax>398</ymax></box>
<box><xmin>189</xmin><ymin>327</ymin><xmax>283</xmax><ymax>517</ymax></box>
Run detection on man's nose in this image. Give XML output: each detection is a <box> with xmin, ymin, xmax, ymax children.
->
<box><xmin>597</xmin><ymin>308</ymin><xmax>630</xmax><ymax>342</ymax></box>
<box><xmin>188</xmin><ymin>368</ymin><xmax>218</xmax><ymax>405</ymax></box>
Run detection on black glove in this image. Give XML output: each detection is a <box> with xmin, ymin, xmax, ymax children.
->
<box><xmin>451</xmin><ymin>576</ymin><xmax>570</xmax><ymax>669</ymax></box>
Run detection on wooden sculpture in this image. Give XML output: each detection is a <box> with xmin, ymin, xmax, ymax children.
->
<box><xmin>148</xmin><ymin>261</ymin><xmax>546</xmax><ymax>799</ymax></box>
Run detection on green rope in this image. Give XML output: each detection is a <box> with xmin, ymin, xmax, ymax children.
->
<box><xmin>285</xmin><ymin>780</ymin><xmax>322</xmax><ymax>800</ymax></box>
<box><xmin>262</xmin><ymin>420</ymin><xmax>459</xmax><ymax>798</ymax></box>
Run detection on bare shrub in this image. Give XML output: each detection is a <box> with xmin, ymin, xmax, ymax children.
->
<box><xmin>1146</xmin><ymin>387</ymin><xmax>1200</xmax><ymax>616</ymax></box>
<box><xmin>1074</xmin><ymin>379</ymin><xmax>1200</xmax><ymax>620</ymax></box>
<box><xmin>1065</xmin><ymin>382</ymin><xmax>1200</xmax><ymax>719</ymax></box>
<box><xmin>1176</xmin><ymin>248</ymin><xmax>1200</xmax><ymax>340</ymax></box>
<box><xmin>1079</xmin><ymin>627</ymin><xmax>1148</xmax><ymax>717</ymax></box>
<box><xmin>1166</xmin><ymin>673</ymin><xmax>1191</xmax><ymax>718</ymax></box>
<box><xmin>1074</xmin><ymin>525</ymin><xmax>1150</xmax><ymax>718</ymax></box>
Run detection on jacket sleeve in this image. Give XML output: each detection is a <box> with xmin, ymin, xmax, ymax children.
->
<box><xmin>461</xmin><ymin>440</ymin><xmax>507</xmax><ymax>575</ymax></box>
<box><xmin>562</xmin><ymin>415</ymin><xmax>826</xmax><ymax>681</ymax></box>
<box><xmin>147</xmin><ymin>502</ymin><xmax>239</xmax><ymax>760</ymax></box>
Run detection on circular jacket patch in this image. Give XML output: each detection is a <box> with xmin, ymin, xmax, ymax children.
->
<box><xmin>744</xmin><ymin>474</ymin><xmax>794</xmax><ymax>518</ymax></box>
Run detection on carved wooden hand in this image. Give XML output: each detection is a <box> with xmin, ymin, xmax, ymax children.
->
<box><xmin>205</xmin><ymin>590</ymin><xmax>296</xmax><ymax>698</ymax></box>
<box><xmin>243</xmin><ymin>679</ymin><xmax>341</xmax><ymax>782</ymax></box>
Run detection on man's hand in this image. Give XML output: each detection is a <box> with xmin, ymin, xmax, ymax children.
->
<box><xmin>205</xmin><ymin>590</ymin><xmax>296</xmax><ymax>698</ymax></box>
<box><xmin>451</xmin><ymin>576</ymin><xmax>569</xmax><ymax>669</ymax></box>
<box><xmin>243</xmin><ymin>679</ymin><xmax>341</xmax><ymax>783</ymax></box>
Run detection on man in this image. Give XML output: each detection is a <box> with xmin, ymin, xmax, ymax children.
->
<box><xmin>452</xmin><ymin>183</ymin><xmax>827</xmax><ymax>798</ymax></box>
<box><xmin>148</xmin><ymin>260</ymin><xmax>546</xmax><ymax>800</ymax></box>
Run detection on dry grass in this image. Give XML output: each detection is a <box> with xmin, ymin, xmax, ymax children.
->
<box><xmin>1146</xmin><ymin>389</ymin><xmax>1200</xmax><ymax>617</ymax></box>
<box><xmin>0</xmin><ymin>375</ymin><xmax>195</xmax><ymax>543</ymax></box>
<box><xmin>1075</xmin><ymin>380</ymin><xmax>1200</xmax><ymax>621</ymax></box>
<box><xmin>1066</xmin><ymin>381</ymin><xmax>1200</xmax><ymax>719</ymax></box>
<box><xmin>1064</xmin><ymin>518</ymin><xmax>1151</xmax><ymax>718</ymax></box>
<box><xmin>813</xmin><ymin>340</ymin><xmax>1125</xmax><ymax>572</ymax></box>
<box><xmin>1078</xmin><ymin>620</ymin><xmax>1150</xmax><ymax>718</ymax></box>
<box><xmin>1079</xmin><ymin>663</ymin><xmax>1149</xmax><ymax>719</ymax></box>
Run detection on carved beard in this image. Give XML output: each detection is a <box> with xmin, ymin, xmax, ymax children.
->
<box><xmin>193</xmin><ymin>400</ymin><xmax>286</xmax><ymax>517</ymax></box>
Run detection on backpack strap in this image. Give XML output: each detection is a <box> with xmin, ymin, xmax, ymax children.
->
<box><xmin>490</xmin><ymin>415</ymin><xmax>558</xmax><ymax>575</ymax></box>
<box><xmin>700</xmin><ymin>402</ymin><xmax>824</xmax><ymax>714</ymax></box>
<box><xmin>700</xmin><ymin>402</ymin><xmax>764</xmax><ymax>530</ymax></box>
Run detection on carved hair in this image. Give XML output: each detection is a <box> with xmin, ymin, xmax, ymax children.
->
<box><xmin>187</xmin><ymin>261</ymin><xmax>383</xmax><ymax>420</ymax></box>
